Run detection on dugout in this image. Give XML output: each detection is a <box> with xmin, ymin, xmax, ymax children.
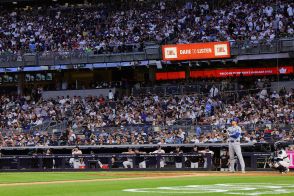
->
<box><xmin>0</xmin><ymin>143</ymin><xmax>284</xmax><ymax>172</ymax></box>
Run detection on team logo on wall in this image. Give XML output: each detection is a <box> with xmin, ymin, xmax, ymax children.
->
<box><xmin>214</xmin><ymin>44</ymin><xmax>228</xmax><ymax>56</ymax></box>
<box><xmin>279</xmin><ymin>67</ymin><xmax>287</xmax><ymax>74</ymax></box>
<box><xmin>164</xmin><ymin>47</ymin><xmax>178</xmax><ymax>59</ymax></box>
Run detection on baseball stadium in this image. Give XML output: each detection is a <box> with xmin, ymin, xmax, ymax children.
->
<box><xmin>0</xmin><ymin>0</ymin><xmax>294</xmax><ymax>195</ymax></box>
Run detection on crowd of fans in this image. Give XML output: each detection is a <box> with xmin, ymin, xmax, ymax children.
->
<box><xmin>0</xmin><ymin>0</ymin><xmax>293</xmax><ymax>147</ymax></box>
<box><xmin>0</xmin><ymin>0</ymin><xmax>293</xmax><ymax>55</ymax></box>
<box><xmin>0</xmin><ymin>79</ymin><xmax>293</xmax><ymax>147</ymax></box>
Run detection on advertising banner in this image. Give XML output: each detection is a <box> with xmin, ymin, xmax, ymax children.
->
<box><xmin>162</xmin><ymin>42</ymin><xmax>230</xmax><ymax>61</ymax></box>
<box><xmin>287</xmin><ymin>151</ymin><xmax>294</xmax><ymax>169</ymax></box>
<box><xmin>156</xmin><ymin>71</ymin><xmax>186</xmax><ymax>80</ymax></box>
<box><xmin>190</xmin><ymin>66</ymin><xmax>293</xmax><ymax>78</ymax></box>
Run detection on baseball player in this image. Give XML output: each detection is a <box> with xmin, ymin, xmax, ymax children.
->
<box><xmin>122</xmin><ymin>148</ymin><xmax>135</xmax><ymax>168</ymax></box>
<box><xmin>134</xmin><ymin>149</ymin><xmax>147</xmax><ymax>168</ymax></box>
<box><xmin>150</xmin><ymin>146</ymin><xmax>165</xmax><ymax>168</ymax></box>
<box><xmin>226</xmin><ymin>120</ymin><xmax>245</xmax><ymax>173</ymax></box>
<box><xmin>44</xmin><ymin>148</ymin><xmax>55</xmax><ymax>169</ymax></box>
<box><xmin>69</xmin><ymin>147</ymin><xmax>83</xmax><ymax>169</ymax></box>
<box><xmin>172</xmin><ymin>147</ymin><xmax>183</xmax><ymax>168</ymax></box>
<box><xmin>199</xmin><ymin>147</ymin><xmax>214</xmax><ymax>168</ymax></box>
<box><xmin>190</xmin><ymin>146</ymin><xmax>200</xmax><ymax>168</ymax></box>
<box><xmin>110</xmin><ymin>155</ymin><xmax>120</xmax><ymax>168</ymax></box>
<box><xmin>220</xmin><ymin>149</ymin><xmax>230</xmax><ymax>171</ymax></box>
<box><xmin>269</xmin><ymin>143</ymin><xmax>290</xmax><ymax>173</ymax></box>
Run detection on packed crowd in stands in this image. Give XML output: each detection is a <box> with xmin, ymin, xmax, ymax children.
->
<box><xmin>0</xmin><ymin>79</ymin><xmax>293</xmax><ymax>147</ymax></box>
<box><xmin>0</xmin><ymin>0</ymin><xmax>293</xmax><ymax>55</ymax></box>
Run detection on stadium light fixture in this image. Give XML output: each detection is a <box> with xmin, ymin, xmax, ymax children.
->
<box><xmin>17</xmin><ymin>66</ymin><xmax>23</xmax><ymax>72</ymax></box>
<box><xmin>90</xmin><ymin>65</ymin><xmax>94</xmax><ymax>71</ymax></box>
<box><xmin>156</xmin><ymin>61</ymin><xmax>162</xmax><ymax>69</ymax></box>
<box><xmin>189</xmin><ymin>61</ymin><xmax>192</xmax><ymax>67</ymax></box>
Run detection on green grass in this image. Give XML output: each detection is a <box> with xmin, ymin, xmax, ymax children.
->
<box><xmin>0</xmin><ymin>172</ymin><xmax>293</xmax><ymax>196</ymax></box>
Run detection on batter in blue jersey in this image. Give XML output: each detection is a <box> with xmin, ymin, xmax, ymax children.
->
<box><xmin>227</xmin><ymin>120</ymin><xmax>245</xmax><ymax>173</ymax></box>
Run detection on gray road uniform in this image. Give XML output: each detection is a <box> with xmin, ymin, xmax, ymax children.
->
<box><xmin>227</xmin><ymin>125</ymin><xmax>245</xmax><ymax>172</ymax></box>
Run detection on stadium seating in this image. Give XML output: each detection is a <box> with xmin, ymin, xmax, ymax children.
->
<box><xmin>0</xmin><ymin>0</ymin><xmax>293</xmax><ymax>55</ymax></box>
<box><xmin>0</xmin><ymin>0</ymin><xmax>293</xmax><ymax>147</ymax></box>
<box><xmin>0</xmin><ymin>78</ymin><xmax>293</xmax><ymax>147</ymax></box>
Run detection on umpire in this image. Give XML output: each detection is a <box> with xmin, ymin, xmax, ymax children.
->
<box><xmin>227</xmin><ymin>120</ymin><xmax>245</xmax><ymax>173</ymax></box>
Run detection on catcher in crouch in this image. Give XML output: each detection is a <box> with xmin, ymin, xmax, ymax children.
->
<box><xmin>269</xmin><ymin>142</ymin><xmax>290</xmax><ymax>173</ymax></box>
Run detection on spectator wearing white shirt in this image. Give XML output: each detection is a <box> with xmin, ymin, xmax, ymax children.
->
<box><xmin>108</xmin><ymin>90</ymin><xmax>114</xmax><ymax>100</ymax></box>
<box><xmin>264</xmin><ymin>6</ymin><xmax>273</xmax><ymax>17</ymax></box>
<box><xmin>271</xmin><ymin>91</ymin><xmax>280</xmax><ymax>99</ymax></box>
<box><xmin>209</xmin><ymin>85</ymin><xmax>219</xmax><ymax>98</ymax></box>
<box><xmin>259</xmin><ymin>88</ymin><xmax>268</xmax><ymax>99</ymax></box>
<box><xmin>287</xmin><ymin>5</ymin><xmax>293</xmax><ymax>17</ymax></box>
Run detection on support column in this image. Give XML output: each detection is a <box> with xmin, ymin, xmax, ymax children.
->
<box><xmin>148</xmin><ymin>66</ymin><xmax>156</xmax><ymax>84</ymax></box>
<box><xmin>17</xmin><ymin>72</ymin><xmax>24</xmax><ymax>96</ymax></box>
